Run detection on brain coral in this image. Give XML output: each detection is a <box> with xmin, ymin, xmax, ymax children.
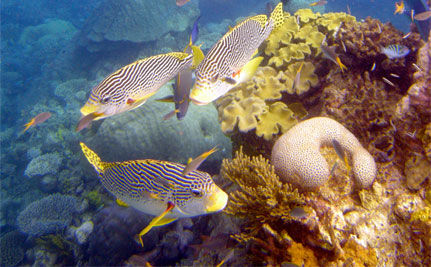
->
<box><xmin>24</xmin><ymin>152</ymin><xmax>63</xmax><ymax>178</ymax></box>
<box><xmin>17</xmin><ymin>193</ymin><xmax>78</xmax><ymax>237</ymax></box>
<box><xmin>271</xmin><ymin>117</ymin><xmax>377</xmax><ymax>191</ymax></box>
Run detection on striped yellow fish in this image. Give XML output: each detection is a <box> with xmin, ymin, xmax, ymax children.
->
<box><xmin>78</xmin><ymin>52</ymin><xmax>193</xmax><ymax>130</ymax></box>
<box><xmin>79</xmin><ymin>142</ymin><xmax>228</xmax><ymax>246</ymax></box>
<box><xmin>189</xmin><ymin>2</ymin><xmax>284</xmax><ymax>105</ymax></box>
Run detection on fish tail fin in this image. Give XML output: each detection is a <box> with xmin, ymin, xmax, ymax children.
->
<box><xmin>22</xmin><ymin>119</ymin><xmax>35</xmax><ymax>133</ymax></box>
<box><xmin>80</xmin><ymin>142</ymin><xmax>106</xmax><ymax>173</ymax></box>
<box><xmin>336</xmin><ymin>57</ymin><xmax>347</xmax><ymax>72</ymax></box>
<box><xmin>269</xmin><ymin>2</ymin><xmax>284</xmax><ymax>30</ymax></box>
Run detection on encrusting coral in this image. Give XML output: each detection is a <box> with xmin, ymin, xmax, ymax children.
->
<box><xmin>271</xmin><ymin>117</ymin><xmax>377</xmax><ymax>191</ymax></box>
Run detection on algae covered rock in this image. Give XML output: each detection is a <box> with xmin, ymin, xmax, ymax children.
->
<box><xmin>82</xmin><ymin>84</ymin><xmax>232</xmax><ymax>172</ymax></box>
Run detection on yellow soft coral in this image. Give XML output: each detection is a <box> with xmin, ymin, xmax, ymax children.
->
<box><xmin>282</xmin><ymin>61</ymin><xmax>318</xmax><ymax>95</ymax></box>
<box><xmin>256</xmin><ymin>102</ymin><xmax>298</xmax><ymax>141</ymax></box>
<box><xmin>271</xmin><ymin>117</ymin><xmax>377</xmax><ymax>191</ymax></box>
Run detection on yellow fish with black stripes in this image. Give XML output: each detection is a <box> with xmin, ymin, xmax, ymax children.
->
<box><xmin>189</xmin><ymin>2</ymin><xmax>285</xmax><ymax>105</ymax></box>
<box><xmin>77</xmin><ymin>52</ymin><xmax>194</xmax><ymax>131</ymax></box>
<box><xmin>79</xmin><ymin>142</ymin><xmax>228</xmax><ymax>246</ymax></box>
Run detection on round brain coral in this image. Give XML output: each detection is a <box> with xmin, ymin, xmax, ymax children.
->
<box><xmin>271</xmin><ymin>117</ymin><xmax>377</xmax><ymax>191</ymax></box>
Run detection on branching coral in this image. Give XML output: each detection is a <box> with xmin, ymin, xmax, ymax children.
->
<box><xmin>221</xmin><ymin>148</ymin><xmax>310</xmax><ymax>264</ymax></box>
<box><xmin>271</xmin><ymin>117</ymin><xmax>377</xmax><ymax>191</ymax></box>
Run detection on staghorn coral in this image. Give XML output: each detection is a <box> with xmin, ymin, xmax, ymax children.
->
<box><xmin>271</xmin><ymin>117</ymin><xmax>377</xmax><ymax>191</ymax></box>
<box><xmin>17</xmin><ymin>193</ymin><xmax>78</xmax><ymax>237</ymax></box>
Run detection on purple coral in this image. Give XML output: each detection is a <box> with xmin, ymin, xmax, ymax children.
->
<box><xmin>17</xmin><ymin>193</ymin><xmax>78</xmax><ymax>237</ymax></box>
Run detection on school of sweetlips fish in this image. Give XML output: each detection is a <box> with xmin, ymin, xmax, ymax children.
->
<box><xmin>76</xmin><ymin>3</ymin><xmax>292</xmax><ymax>244</ymax></box>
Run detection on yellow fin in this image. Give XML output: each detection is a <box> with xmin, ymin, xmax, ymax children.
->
<box><xmin>336</xmin><ymin>57</ymin><xmax>348</xmax><ymax>72</ymax></box>
<box><xmin>190</xmin><ymin>45</ymin><xmax>204</xmax><ymax>69</ymax></box>
<box><xmin>137</xmin><ymin>202</ymin><xmax>175</xmax><ymax>246</ymax></box>
<box><xmin>80</xmin><ymin>142</ymin><xmax>107</xmax><ymax>173</ymax></box>
<box><xmin>22</xmin><ymin>118</ymin><xmax>35</xmax><ymax>134</ymax></box>
<box><xmin>269</xmin><ymin>2</ymin><xmax>284</xmax><ymax>30</ymax></box>
<box><xmin>238</xmin><ymin>56</ymin><xmax>263</xmax><ymax>83</ymax></box>
<box><xmin>116</xmin><ymin>198</ymin><xmax>129</xmax><ymax>207</ymax></box>
<box><xmin>153</xmin><ymin>217</ymin><xmax>177</xmax><ymax>227</ymax></box>
<box><xmin>182</xmin><ymin>146</ymin><xmax>218</xmax><ymax>176</ymax></box>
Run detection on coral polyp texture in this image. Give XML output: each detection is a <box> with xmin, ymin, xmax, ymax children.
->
<box><xmin>271</xmin><ymin>117</ymin><xmax>377</xmax><ymax>190</ymax></box>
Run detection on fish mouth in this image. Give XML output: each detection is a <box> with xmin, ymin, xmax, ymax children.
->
<box><xmin>205</xmin><ymin>186</ymin><xmax>228</xmax><ymax>213</ymax></box>
<box><xmin>80</xmin><ymin>103</ymin><xmax>101</xmax><ymax>117</ymax></box>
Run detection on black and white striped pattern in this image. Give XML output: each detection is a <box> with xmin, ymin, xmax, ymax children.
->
<box><xmin>89</xmin><ymin>52</ymin><xmax>193</xmax><ymax>106</ymax></box>
<box><xmin>194</xmin><ymin>15</ymin><xmax>274</xmax><ymax>89</ymax></box>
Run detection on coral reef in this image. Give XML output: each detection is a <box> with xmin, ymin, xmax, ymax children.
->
<box><xmin>271</xmin><ymin>117</ymin><xmax>377</xmax><ymax>191</ymax></box>
<box><xmin>396</xmin><ymin>30</ymin><xmax>431</xmax><ymax>119</ymax></box>
<box><xmin>77</xmin><ymin>0</ymin><xmax>199</xmax><ymax>52</ymax></box>
<box><xmin>17</xmin><ymin>194</ymin><xmax>78</xmax><ymax>237</ymax></box>
<box><xmin>215</xmin><ymin>9</ymin><xmax>354</xmax><ymax>151</ymax></box>
<box><xmin>24</xmin><ymin>152</ymin><xmax>63</xmax><ymax>178</ymax></box>
<box><xmin>221</xmin><ymin>148</ymin><xmax>309</xmax><ymax>265</ymax></box>
<box><xmin>74</xmin><ymin>221</ymin><xmax>94</xmax><ymax>245</ymax></box>
<box><xmin>0</xmin><ymin>231</ymin><xmax>26</xmax><ymax>267</ymax></box>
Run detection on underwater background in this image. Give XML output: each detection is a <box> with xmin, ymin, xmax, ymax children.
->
<box><xmin>1</xmin><ymin>0</ymin><xmax>430</xmax><ymax>266</ymax></box>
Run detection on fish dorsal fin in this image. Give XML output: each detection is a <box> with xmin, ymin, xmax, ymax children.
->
<box><xmin>80</xmin><ymin>142</ymin><xmax>110</xmax><ymax>173</ymax></box>
<box><xmin>182</xmin><ymin>146</ymin><xmax>218</xmax><ymax>176</ymax></box>
<box><xmin>269</xmin><ymin>2</ymin><xmax>285</xmax><ymax>30</ymax></box>
<box><xmin>250</xmin><ymin>14</ymin><xmax>269</xmax><ymax>28</ymax></box>
<box><xmin>116</xmin><ymin>198</ymin><xmax>129</xmax><ymax>207</ymax></box>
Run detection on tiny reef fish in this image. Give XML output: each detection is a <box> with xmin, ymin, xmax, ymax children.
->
<box><xmin>77</xmin><ymin>52</ymin><xmax>193</xmax><ymax>131</ymax></box>
<box><xmin>22</xmin><ymin>112</ymin><xmax>51</xmax><ymax>133</ymax></box>
<box><xmin>382</xmin><ymin>77</ymin><xmax>395</xmax><ymax>87</ymax></box>
<box><xmin>381</xmin><ymin>44</ymin><xmax>410</xmax><ymax>59</ymax></box>
<box><xmin>292</xmin><ymin>62</ymin><xmax>305</xmax><ymax>92</ymax></box>
<box><xmin>189</xmin><ymin>2</ymin><xmax>285</xmax><ymax>105</ymax></box>
<box><xmin>320</xmin><ymin>44</ymin><xmax>348</xmax><ymax>72</ymax></box>
<box><xmin>176</xmin><ymin>0</ymin><xmax>191</xmax><ymax>7</ymax></box>
<box><xmin>159</xmin><ymin>16</ymin><xmax>203</xmax><ymax>120</ymax></box>
<box><xmin>80</xmin><ymin>142</ymin><xmax>228</xmax><ymax>246</ymax></box>
<box><xmin>216</xmin><ymin>249</ymin><xmax>235</xmax><ymax>267</ymax></box>
<box><xmin>394</xmin><ymin>0</ymin><xmax>405</xmax><ymax>14</ymax></box>
<box><xmin>309</xmin><ymin>0</ymin><xmax>327</xmax><ymax>7</ymax></box>
<box><xmin>414</xmin><ymin>11</ymin><xmax>431</xmax><ymax>21</ymax></box>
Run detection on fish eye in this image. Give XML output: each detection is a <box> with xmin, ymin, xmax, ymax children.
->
<box><xmin>191</xmin><ymin>188</ymin><xmax>203</xmax><ymax>198</ymax></box>
<box><xmin>100</xmin><ymin>96</ymin><xmax>111</xmax><ymax>104</ymax></box>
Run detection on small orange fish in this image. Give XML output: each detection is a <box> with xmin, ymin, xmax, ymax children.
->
<box><xmin>176</xmin><ymin>0</ymin><xmax>191</xmax><ymax>6</ymax></box>
<box><xmin>394</xmin><ymin>0</ymin><xmax>405</xmax><ymax>14</ymax></box>
<box><xmin>22</xmin><ymin>112</ymin><xmax>51</xmax><ymax>133</ymax></box>
<box><xmin>414</xmin><ymin>11</ymin><xmax>431</xmax><ymax>21</ymax></box>
<box><xmin>76</xmin><ymin>112</ymin><xmax>101</xmax><ymax>132</ymax></box>
<box><xmin>309</xmin><ymin>0</ymin><xmax>327</xmax><ymax>6</ymax></box>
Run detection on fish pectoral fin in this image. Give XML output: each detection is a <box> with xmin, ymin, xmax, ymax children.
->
<box><xmin>137</xmin><ymin>202</ymin><xmax>175</xmax><ymax>246</ymax></box>
<box><xmin>238</xmin><ymin>56</ymin><xmax>263</xmax><ymax>83</ymax></box>
<box><xmin>153</xmin><ymin>217</ymin><xmax>177</xmax><ymax>227</ymax></box>
<box><xmin>116</xmin><ymin>198</ymin><xmax>129</xmax><ymax>207</ymax></box>
<box><xmin>156</xmin><ymin>95</ymin><xmax>175</xmax><ymax>103</ymax></box>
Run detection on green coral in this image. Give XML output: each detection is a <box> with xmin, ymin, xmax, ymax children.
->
<box><xmin>86</xmin><ymin>190</ymin><xmax>104</xmax><ymax>210</ymax></box>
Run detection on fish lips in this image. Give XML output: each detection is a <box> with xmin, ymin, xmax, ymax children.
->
<box><xmin>205</xmin><ymin>186</ymin><xmax>228</xmax><ymax>213</ymax></box>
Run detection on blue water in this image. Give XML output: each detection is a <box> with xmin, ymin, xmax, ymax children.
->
<box><xmin>1</xmin><ymin>0</ymin><xmax>429</xmax><ymax>266</ymax></box>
